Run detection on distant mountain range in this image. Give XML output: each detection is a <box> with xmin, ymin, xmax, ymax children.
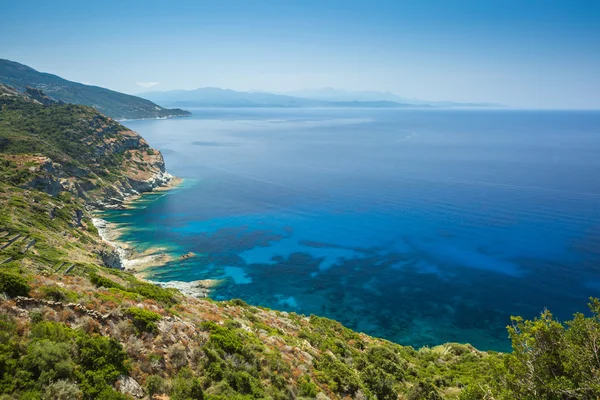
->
<box><xmin>282</xmin><ymin>88</ymin><xmax>501</xmax><ymax>108</ymax></box>
<box><xmin>0</xmin><ymin>59</ymin><xmax>190</xmax><ymax>120</ymax></box>
<box><xmin>140</xmin><ymin>87</ymin><xmax>501</xmax><ymax>109</ymax></box>
<box><xmin>140</xmin><ymin>87</ymin><xmax>327</xmax><ymax>108</ymax></box>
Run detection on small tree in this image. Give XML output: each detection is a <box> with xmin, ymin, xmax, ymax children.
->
<box><xmin>499</xmin><ymin>298</ymin><xmax>600</xmax><ymax>399</ymax></box>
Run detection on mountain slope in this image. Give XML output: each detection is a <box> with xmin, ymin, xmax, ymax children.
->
<box><xmin>0</xmin><ymin>59</ymin><xmax>191</xmax><ymax>120</ymax></box>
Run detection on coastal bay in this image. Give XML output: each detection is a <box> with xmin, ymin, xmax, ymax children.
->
<box><xmin>107</xmin><ymin>108</ymin><xmax>600</xmax><ymax>351</ymax></box>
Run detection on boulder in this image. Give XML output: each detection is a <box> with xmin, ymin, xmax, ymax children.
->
<box><xmin>115</xmin><ymin>375</ymin><xmax>144</xmax><ymax>399</ymax></box>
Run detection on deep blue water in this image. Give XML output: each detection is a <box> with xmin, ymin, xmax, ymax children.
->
<box><xmin>106</xmin><ymin>108</ymin><xmax>600</xmax><ymax>351</ymax></box>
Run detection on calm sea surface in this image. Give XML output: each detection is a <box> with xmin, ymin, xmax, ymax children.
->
<box><xmin>108</xmin><ymin>108</ymin><xmax>600</xmax><ymax>351</ymax></box>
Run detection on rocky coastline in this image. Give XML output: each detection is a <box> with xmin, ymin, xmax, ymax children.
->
<box><xmin>93</xmin><ymin>213</ymin><xmax>218</xmax><ymax>299</ymax></box>
<box><xmin>90</xmin><ymin>174</ymin><xmax>219</xmax><ymax>298</ymax></box>
<box><xmin>2</xmin><ymin>83</ymin><xmax>215</xmax><ymax>298</ymax></box>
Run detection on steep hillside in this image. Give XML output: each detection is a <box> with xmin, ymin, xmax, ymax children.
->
<box><xmin>0</xmin><ymin>85</ymin><xmax>598</xmax><ymax>400</ymax></box>
<box><xmin>0</xmin><ymin>83</ymin><xmax>171</xmax><ymax>210</ymax></box>
<box><xmin>0</xmin><ymin>59</ymin><xmax>191</xmax><ymax>120</ymax></box>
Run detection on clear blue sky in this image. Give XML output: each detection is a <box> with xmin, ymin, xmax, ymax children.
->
<box><xmin>2</xmin><ymin>0</ymin><xmax>599</xmax><ymax>108</ymax></box>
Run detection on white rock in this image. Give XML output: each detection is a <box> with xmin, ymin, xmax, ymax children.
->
<box><xmin>115</xmin><ymin>375</ymin><xmax>144</xmax><ymax>399</ymax></box>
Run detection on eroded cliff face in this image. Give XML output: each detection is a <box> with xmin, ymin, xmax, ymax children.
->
<box><xmin>31</xmin><ymin>129</ymin><xmax>170</xmax><ymax>208</ymax></box>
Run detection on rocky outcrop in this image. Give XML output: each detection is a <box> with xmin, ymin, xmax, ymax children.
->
<box><xmin>24</xmin><ymin>159</ymin><xmax>64</xmax><ymax>196</ymax></box>
<box><xmin>24</xmin><ymin>86</ymin><xmax>56</xmax><ymax>106</ymax></box>
<box><xmin>22</xmin><ymin>154</ymin><xmax>171</xmax><ymax>210</ymax></box>
<box><xmin>115</xmin><ymin>376</ymin><xmax>144</xmax><ymax>399</ymax></box>
<box><xmin>71</xmin><ymin>209</ymin><xmax>84</xmax><ymax>227</ymax></box>
<box><xmin>99</xmin><ymin>248</ymin><xmax>123</xmax><ymax>269</ymax></box>
<box><xmin>127</xmin><ymin>169</ymin><xmax>172</xmax><ymax>194</ymax></box>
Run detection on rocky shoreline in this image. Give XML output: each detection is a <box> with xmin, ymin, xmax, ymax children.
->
<box><xmin>87</xmin><ymin>170</ymin><xmax>178</xmax><ymax>210</ymax></box>
<box><xmin>91</xmin><ymin>176</ymin><xmax>219</xmax><ymax>298</ymax></box>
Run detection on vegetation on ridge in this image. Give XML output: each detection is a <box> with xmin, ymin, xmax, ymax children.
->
<box><xmin>0</xmin><ymin>83</ymin><xmax>599</xmax><ymax>399</ymax></box>
<box><xmin>0</xmin><ymin>59</ymin><xmax>191</xmax><ymax>120</ymax></box>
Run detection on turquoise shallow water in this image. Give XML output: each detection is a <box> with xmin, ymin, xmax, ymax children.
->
<box><xmin>104</xmin><ymin>108</ymin><xmax>600</xmax><ymax>351</ymax></box>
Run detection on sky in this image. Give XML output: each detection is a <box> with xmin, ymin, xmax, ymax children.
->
<box><xmin>1</xmin><ymin>0</ymin><xmax>600</xmax><ymax>108</ymax></box>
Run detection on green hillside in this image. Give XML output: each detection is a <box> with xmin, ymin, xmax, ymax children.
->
<box><xmin>0</xmin><ymin>59</ymin><xmax>190</xmax><ymax>120</ymax></box>
<box><xmin>0</xmin><ymin>85</ymin><xmax>599</xmax><ymax>399</ymax></box>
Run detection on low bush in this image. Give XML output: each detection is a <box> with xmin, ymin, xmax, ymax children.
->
<box><xmin>314</xmin><ymin>355</ymin><xmax>363</xmax><ymax>396</ymax></box>
<box><xmin>38</xmin><ymin>285</ymin><xmax>78</xmax><ymax>302</ymax></box>
<box><xmin>298</xmin><ymin>375</ymin><xmax>318</xmax><ymax>397</ymax></box>
<box><xmin>0</xmin><ymin>271</ymin><xmax>30</xmax><ymax>297</ymax></box>
<box><xmin>89</xmin><ymin>272</ymin><xmax>124</xmax><ymax>290</ymax></box>
<box><xmin>0</xmin><ymin>318</ymin><xmax>129</xmax><ymax>399</ymax></box>
<box><xmin>129</xmin><ymin>280</ymin><xmax>179</xmax><ymax>305</ymax></box>
<box><xmin>146</xmin><ymin>374</ymin><xmax>166</xmax><ymax>397</ymax></box>
<box><xmin>171</xmin><ymin>368</ymin><xmax>204</xmax><ymax>400</ymax></box>
<box><xmin>125</xmin><ymin>307</ymin><xmax>162</xmax><ymax>334</ymax></box>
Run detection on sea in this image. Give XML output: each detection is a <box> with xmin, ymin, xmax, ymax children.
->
<box><xmin>103</xmin><ymin>108</ymin><xmax>600</xmax><ymax>351</ymax></box>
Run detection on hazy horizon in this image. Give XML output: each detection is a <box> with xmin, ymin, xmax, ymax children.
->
<box><xmin>2</xmin><ymin>0</ymin><xmax>600</xmax><ymax>109</ymax></box>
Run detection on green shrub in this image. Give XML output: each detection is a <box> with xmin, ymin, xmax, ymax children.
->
<box><xmin>229</xmin><ymin>298</ymin><xmax>248</xmax><ymax>307</ymax></box>
<box><xmin>315</xmin><ymin>355</ymin><xmax>363</xmax><ymax>396</ymax></box>
<box><xmin>129</xmin><ymin>280</ymin><xmax>178</xmax><ymax>305</ymax></box>
<box><xmin>146</xmin><ymin>374</ymin><xmax>166</xmax><ymax>397</ymax></box>
<box><xmin>201</xmin><ymin>321</ymin><xmax>245</xmax><ymax>356</ymax></box>
<box><xmin>21</xmin><ymin>339</ymin><xmax>74</xmax><ymax>385</ymax></box>
<box><xmin>91</xmin><ymin>272</ymin><xmax>178</xmax><ymax>305</ymax></box>
<box><xmin>29</xmin><ymin>311</ymin><xmax>43</xmax><ymax>324</ymax></box>
<box><xmin>359</xmin><ymin>364</ymin><xmax>397</xmax><ymax>400</ymax></box>
<box><xmin>38</xmin><ymin>285</ymin><xmax>78</xmax><ymax>302</ymax></box>
<box><xmin>495</xmin><ymin>299</ymin><xmax>600</xmax><ymax>399</ymax></box>
<box><xmin>94</xmin><ymin>388</ymin><xmax>130</xmax><ymax>399</ymax></box>
<box><xmin>89</xmin><ymin>272</ymin><xmax>124</xmax><ymax>290</ymax></box>
<box><xmin>0</xmin><ymin>271</ymin><xmax>30</xmax><ymax>297</ymax></box>
<box><xmin>8</xmin><ymin>197</ymin><xmax>27</xmax><ymax>208</ymax></box>
<box><xmin>75</xmin><ymin>334</ymin><xmax>129</xmax><ymax>397</ymax></box>
<box><xmin>407</xmin><ymin>380</ymin><xmax>442</xmax><ymax>400</ymax></box>
<box><xmin>30</xmin><ymin>321</ymin><xmax>76</xmax><ymax>343</ymax></box>
<box><xmin>171</xmin><ymin>368</ymin><xmax>204</xmax><ymax>400</ymax></box>
<box><xmin>125</xmin><ymin>307</ymin><xmax>162</xmax><ymax>334</ymax></box>
<box><xmin>298</xmin><ymin>375</ymin><xmax>318</xmax><ymax>397</ymax></box>
<box><xmin>360</xmin><ymin>345</ymin><xmax>406</xmax><ymax>378</ymax></box>
<box><xmin>227</xmin><ymin>370</ymin><xmax>264</xmax><ymax>397</ymax></box>
<box><xmin>85</xmin><ymin>221</ymin><xmax>98</xmax><ymax>235</ymax></box>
